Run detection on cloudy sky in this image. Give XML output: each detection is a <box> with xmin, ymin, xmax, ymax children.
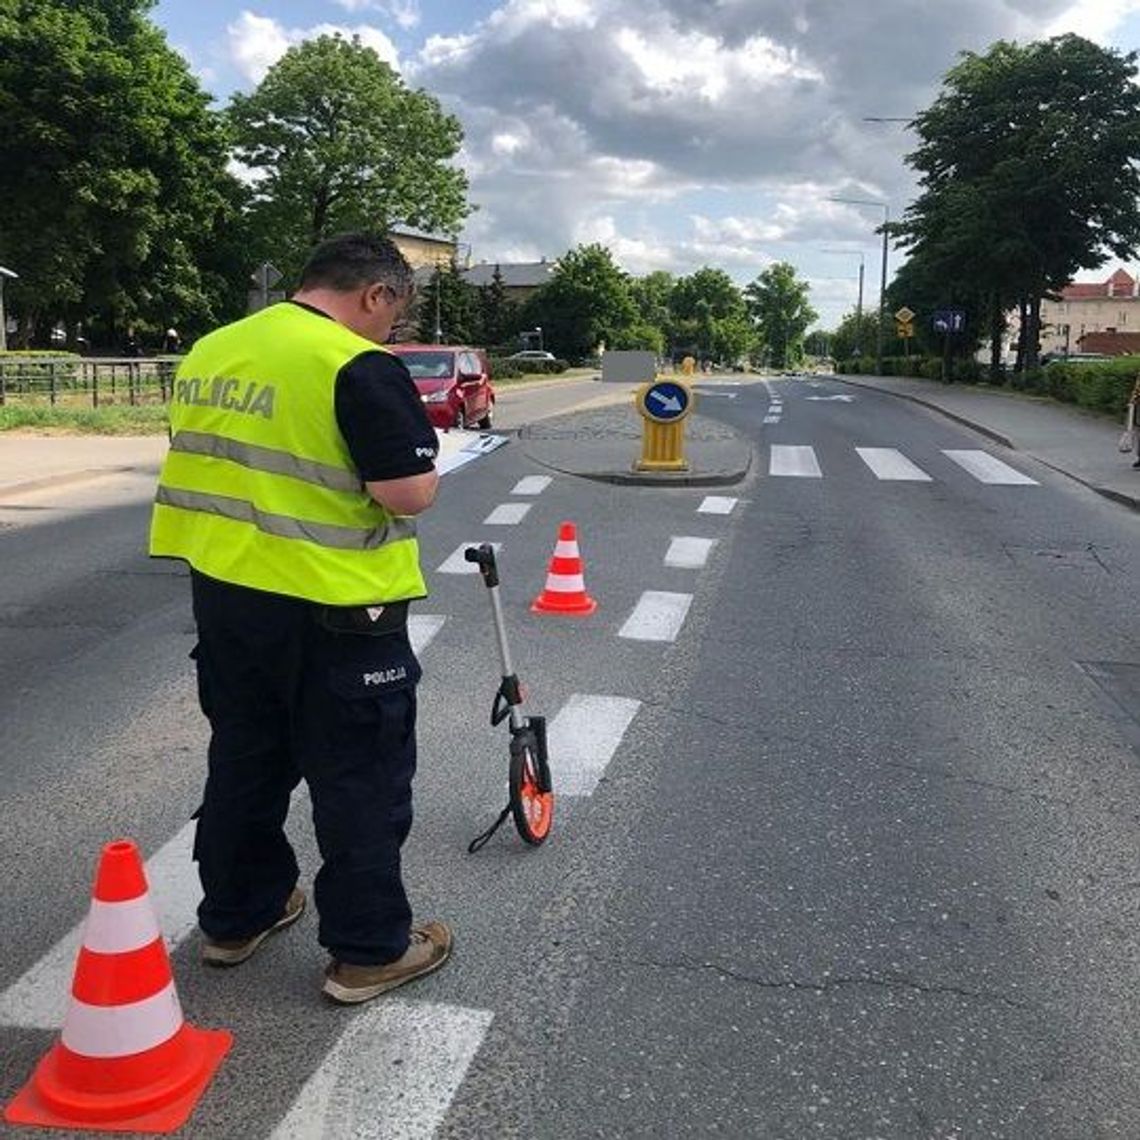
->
<box><xmin>154</xmin><ymin>0</ymin><xmax>1140</xmax><ymax>328</ymax></box>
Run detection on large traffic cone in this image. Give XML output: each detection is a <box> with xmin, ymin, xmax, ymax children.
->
<box><xmin>4</xmin><ymin>839</ymin><xmax>231</xmax><ymax>1134</ymax></box>
<box><xmin>531</xmin><ymin>521</ymin><xmax>597</xmax><ymax>615</ymax></box>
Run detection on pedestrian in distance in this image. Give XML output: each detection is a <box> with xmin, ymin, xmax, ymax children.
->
<box><xmin>1130</xmin><ymin>374</ymin><xmax>1140</xmax><ymax>469</ymax></box>
<box><xmin>149</xmin><ymin>231</ymin><xmax>452</xmax><ymax>1005</ymax></box>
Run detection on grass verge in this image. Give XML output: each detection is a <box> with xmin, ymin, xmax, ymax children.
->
<box><xmin>0</xmin><ymin>404</ymin><xmax>170</xmax><ymax>435</ymax></box>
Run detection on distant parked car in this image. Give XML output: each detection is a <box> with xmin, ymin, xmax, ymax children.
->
<box><xmin>1042</xmin><ymin>352</ymin><xmax>1111</xmax><ymax>365</ymax></box>
<box><xmin>389</xmin><ymin>344</ymin><xmax>495</xmax><ymax>430</ymax></box>
<box><xmin>507</xmin><ymin>350</ymin><xmax>556</xmax><ymax>362</ymax></box>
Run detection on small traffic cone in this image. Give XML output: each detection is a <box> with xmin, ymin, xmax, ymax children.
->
<box><xmin>4</xmin><ymin>839</ymin><xmax>231</xmax><ymax>1134</ymax></box>
<box><xmin>532</xmin><ymin>521</ymin><xmax>597</xmax><ymax>615</ymax></box>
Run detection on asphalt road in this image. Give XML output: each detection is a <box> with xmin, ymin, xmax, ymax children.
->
<box><xmin>1</xmin><ymin>375</ymin><xmax>1138</xmax><ymax>1138</ymax></box>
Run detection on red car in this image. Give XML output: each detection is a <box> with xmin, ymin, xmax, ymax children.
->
<box><xmin>389</xmin><ymin>343</ymin><xmax>495</xmax><ymax>430</ymax></box>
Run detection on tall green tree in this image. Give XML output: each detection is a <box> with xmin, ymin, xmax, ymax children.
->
<box><xmin>898</xmin><ymin>34</ymin><xmax>1140</xmax><ymax>370</ymax></box>
<box><xmin>476</xmin><ymin>265</ymin><xmax>515</xmax><ymax>347</ymax></box>
<box><xmin>744</xmin><ymin>263</ymin><xmax>818</xmax><ymax>368</ymax></box>
<box><xmin>829</xmin><ymin>310</ymin><xmax>881</xmax><ymax>363</ymax></box>
<box><xmin>229</xmin><ymin>35</ymin><xmax>470</xmax><ymax>283</ymax></box>
<box><xmin>522</xmin><ymin>244</ymin><xmax>636</xmax><ymax>360</ymax></box>
<box><xmin>415</xmin><ymin>260</ymin><xmax>477</xmax><ymax>345</ymax></box>
<box><xmin>0</xmin><ymin>0</ymin><xmax>239</xmax><ymax>346</ymax></box>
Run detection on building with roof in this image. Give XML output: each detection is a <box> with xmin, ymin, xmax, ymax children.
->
<box><xmin>1039</xmin><ymin>268</ymin><xmax>1140</xmax><ymax>355</ymax></box>
<box><xmin>460</xmin><ymin>260</ymin><xmax>557</xmax><ymax>305</ymax></box>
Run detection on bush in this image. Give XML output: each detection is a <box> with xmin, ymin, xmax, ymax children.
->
<box><xmin>489</xmin><ymin>356</ymin><xmax>569</xmax><ymax>379</ymax></box>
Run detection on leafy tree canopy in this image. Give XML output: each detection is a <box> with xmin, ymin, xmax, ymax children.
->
<box><xmin>229</xmin><ymin>35</ymin><xmax>470</xmax><ymax>283</ymax></box>
<box><xmin>744</xmin><ymin>263</ymin><xmax>818</xmax><ymax>369</ymax></box>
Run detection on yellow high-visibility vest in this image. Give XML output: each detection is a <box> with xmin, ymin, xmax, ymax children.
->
<box><xmin>149</xmin><ymin>303</ymin><xmax>427</xmax><ymax>605</ymax></box>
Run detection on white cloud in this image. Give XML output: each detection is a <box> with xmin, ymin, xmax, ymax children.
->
<box><xmin>330</xmin><ymin>0</ymin><xmax>421</xmax><ymax>29</ymax></box>
<box><xmin>1043</xmin><ymin>0</ymin><xmax>1140</xmax><ymax>39</ymax></box>
<box><xmin>226</xmin><ymin>10</ymin><xmax>400</xmax><ymax>84</ymax></box>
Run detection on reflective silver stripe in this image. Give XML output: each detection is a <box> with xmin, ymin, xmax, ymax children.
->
<box><xmin>171</xmin><ymin>431</ymin><xmax>363</xmax><ymax>493</ymax></box>
<box><xmin>155</xmin><ymin>486</ymin><xmax>416</xmax><ymax>550</ymax></box>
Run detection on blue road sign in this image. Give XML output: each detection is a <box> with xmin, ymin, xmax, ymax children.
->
<box><xmin>640</xmin><ymin>380</ymin><xmax>691</xmax><ymax>422</ymax></box>
<box><xmin>932</xmin><ymin>308</ymin><xmax>966</xmax><ymax>334</ymax></box>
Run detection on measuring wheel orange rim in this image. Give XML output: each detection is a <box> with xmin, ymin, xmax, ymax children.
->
<box><xmin>511</xmin><ymin>744</ymin><xmax>554</xmax><ymax>845</ymax></box>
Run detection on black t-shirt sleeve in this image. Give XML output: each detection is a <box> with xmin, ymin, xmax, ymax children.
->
<box><xmin>334</xmin><ymin>350</ymin><xmax>439</xmax><ymax>482</ymax></box>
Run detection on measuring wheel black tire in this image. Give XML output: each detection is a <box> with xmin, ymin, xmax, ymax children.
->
<box><xmin>509</xmin><ymin>734</ymin><xmax>554</xmax><ymax>845</ymax></box>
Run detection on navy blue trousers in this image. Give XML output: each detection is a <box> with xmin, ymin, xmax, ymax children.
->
<box><xmin>189</xmin><ymin>571</ymin><xmax>421</xmax><ymax>966</ymax></box>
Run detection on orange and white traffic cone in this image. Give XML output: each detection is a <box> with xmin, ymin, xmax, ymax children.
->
<box><xmin>4</xmin><ymin>838</ymin><xmax>231</xmax><ymax>1134</ymax></box>
<box><xmin>531</xmin><ymin>520</ymin><xmax>598</xmax><ymax>615</ymax></box>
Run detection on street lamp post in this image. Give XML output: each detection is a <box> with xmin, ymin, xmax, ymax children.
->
<box><xmin>536</xmin><ymin>326</ymin><xmax>543</xmax><ymax>352</ymax></box>
<box><xmin>828</xmin><ymin>197</ymin><xmax>889</xmax><ymax>375</ymax></box>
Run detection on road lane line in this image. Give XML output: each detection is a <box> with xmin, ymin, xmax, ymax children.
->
<box><xmin>438</xmin><ymin>542</ymin><xmax>502</xmax><ymax>574</ymax></box>
<box><xmin>511</xmin><ymin>476</ymin><xmax>552</xmax><ymax>495</ymax></box>
<box><xmin>763</xmin><ymin>415</ymin><xmax>781</xmax><ymax>424</ymax></box>
<box><xmin>770</xmin><ymin>445</ymin><xmax>822</xmax><ymax>478</ymax></box>
<box><xmin>618</xmin><ymin>591</ymin><xmax>693</xmax><ymax>642</ymax></box>
<box><xmin>665</xmin><ymin>537</ymin><xmax>717</xmax><ymax>569</ymax></box>
<box><xmin>271</xmin><ymin>1000</ymin><xmax>493</xmax><ymax>1140</ymax></box>
<box><xmin>408</xmin><ymin>615</ymin><xmax>447</xmax><ymax>656</ymax></box>
<box><xmin>547</xmin><ymin>694</ymin><xmax>642</xmax><ymax>796</ymax></box>
<box><xmin>483</xmin><ymin>503</ymin><xmax>531</xmax><ymax>525</ymax></box>
<box><xmin>942</xmin><ymin>449</ymin><xmax>1038</xmax><ymax>485</ymax></box>
<box><xmin>855</xmin><ymin>447</ymin><xmax>932</xmax><ymax>481</ymax></box>
<box><xmin>697</xmin><ymin>496</ymin><xmax>737</xmax><ymax>515</ymax></box>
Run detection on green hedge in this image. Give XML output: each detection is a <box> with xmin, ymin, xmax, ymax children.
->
<box><xmin>837</xmin><ymin>353</ymin><xmax>1138</xmax><ymax>415</ymax></box>
<box><xmin>489</xmin><ymin>357</ymin><xmax>570</xmax><ymax>380</ymax></box>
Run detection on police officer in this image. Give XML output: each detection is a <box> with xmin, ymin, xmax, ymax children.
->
<box><xmin>150</xmin><ymin>232</ymin><xmax>451</xmax><ymax>1004</ymax></box>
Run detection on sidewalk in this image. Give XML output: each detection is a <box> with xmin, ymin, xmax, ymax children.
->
<box><xmin>834</xmin><ymin>373</ymin><xmax>1140</xmax><ymax>511</ymax></box>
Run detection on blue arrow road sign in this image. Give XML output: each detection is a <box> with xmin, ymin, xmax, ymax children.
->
<box><xmin>642</xmin><ymin>380</ymin><xmax>690</xmax><ymax>421</ymax></box>
<box><xmin>932</xmin><ymin>308</ymin><xmax>966</xmax><ymax>334</ymax></box>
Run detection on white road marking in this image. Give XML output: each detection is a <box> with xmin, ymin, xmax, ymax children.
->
<box><xmin>943</xmin><ymin>449</ymin><xmax>1038</xmax><ymax>485</ymax></box>
<box><xmin>271</xmin><ymin>1000</ymin><xmax>493</xmax><ymax>1140</ymax></box>
<box><xmin>408</xmin><ymin>615</ymin><xmax>447</xmax><ymax>656</ymax></box>
<box><xmin>665</xmin><ymin>536</ymin><xmax>717</xmax><ymax>569</ymax></box>
<box><xmin>698</xmin><ymin>496</ymin><xmax>737</xmax><ymax>515</ymax></box>
<box><xmin>763</xmin><ymin>415</ymin><xmax>781</xmax><ymax>424</ymax></box>
<box><xmin>438</xmin><ymin>543</ymin><xmax>502</xmax><ymax>574</ymax></box>
<box><xmin>511</xmin><ymin>476</ymin><xmax>552</xmax><ymax>495</ymax></box>
<box><xmin>0</xmin><ymin>826</ymin><xmax>198</xmax><ymax>1029</ymax></box>
<box><xmin>770</xmin><ymin>445</ymin><xmax>822</xmax><ymax>478</ymax></box>
<box><xmin>547</xmin><ymin>694</ymin><xmax>642</xmax><ymax>796</ymax></box>
<box><xmin>855</xmin><ymin>447</ymin><xmax>932</xmax><ymax>482</ymax></box>
<box><xmin>483</xmin><ymin>503</ymin><xmax>531</xmax><ymax>525</ymax></box>
<box><xmin>618</xmin><ymin>591</ymin><xmax>693</xmax><ymax>642</ymax></box>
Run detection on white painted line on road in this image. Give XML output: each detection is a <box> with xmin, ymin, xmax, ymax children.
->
<box><xmin>438</xmin><ymin>542</ymin><xmax>502</xmax><ymax>574</ymax></box>
<box><xmin>548</xmin><ymin>694</ymin><xmax>642</xmax><ymax>796</ymax></box>
<box><xmin>763</xmin><ymin>415</ymin><xmax>781</xmax><ymax>424</ymax></box>
<box><xmin>943</xmin><ymin>450</ymin><xmax>1038</xmax><ymax>485</ymax></box>
<box><xmin>408</xmin><ymin>615</ymin><xmax>447</xmax><ymax>656</ymax></box>
<box><xmin>483</xmin><ymin>502</ymin><xmax>531</xmax><ymax>525</ymax></box>
<box><xmin>511</xmin><ymin>476</ymin><xmax>552</xmax><ymax>495</ymax></box>
<box><xmin>0</xmin><ymin>826</ymin><xmax>198</xmax><ymax>1030</ymax></box>
<box><xmin>665</xmin><ymin>536</ymin><xmax>717</xmax><ymax>569</ymax></box>
<box><xmin>271</xmin><ymin>999</ymin><xmax>493</xmax><ymax>1140</ymax></box>
<box><xmin>770</xmin><ymin>445</ymin><xmax>822</xmax><ymax>478</ymax></box>
<box><xmin>698</xmin><ymin>496</ymin><xmax>737</xmax><ymax>515</ymax></box>
<box><xmin>619</xmin><ymin>591</ymin><xmax>693</xmax><ymax>643</ymax></box>
<box><xmin>856</xmin><ymin>447</ymin><xmax>932</xmax><ymax>482</ymax></box>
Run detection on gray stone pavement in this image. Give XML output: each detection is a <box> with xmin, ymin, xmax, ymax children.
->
<box><xmin>0</xmin><ymin>373</ymin><xmax>1137</xmax><ymax>508</ymax></box>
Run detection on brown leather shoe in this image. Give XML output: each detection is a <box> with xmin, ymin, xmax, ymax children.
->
<box><xmin>202</xmin><ymin>887</ymin><xmax>306</xmax><ymax>967</ymax></box>
<box><xmin>322</xmin><ymin>921</ymin><xmax>453</xmax><ymax>1004</ymax></box>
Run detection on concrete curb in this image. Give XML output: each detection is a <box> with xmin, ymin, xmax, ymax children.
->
<box><xmin>0</xmin><ymin>464</ymin><xmax>159</xmax><ymax>498</ymax></box>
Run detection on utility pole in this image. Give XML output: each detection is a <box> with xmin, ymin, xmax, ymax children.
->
<box><xmin>0</xmin><ymin>266</ymin><xmax>17</xmax><ymax>353</ymax></box>
<box><xmin>827</xmin><ymin>198</ymin><xmax>889</xmax><ymax>374</ymax></box>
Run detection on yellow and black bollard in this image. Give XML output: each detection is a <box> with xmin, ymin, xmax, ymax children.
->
<box><xmin>634</xmin><ymin>379</ymin><xmax>695</xmax><ymax>472</ymax></box>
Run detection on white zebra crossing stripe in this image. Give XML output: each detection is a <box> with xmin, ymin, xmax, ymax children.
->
<box><xmin>665</xmin><ymin>536</ymin><xmax>717</xmax><ymax>569</ymax></box>
<box><xmin>856</xmin><ymin>447</ymin><xmax>932</xmax><ymax>481</ymax></box>
<box><xmin>270</xmin><ymin>1000</ymin><xmax>493</xmax><ymax>1140</ymax></box>
<box><xmin>511</xmin><ymin>476</ymin><xmax>552</xmax><ymax>495</ymax></box>
<box><xmin>408</xmin><ymin>615</ymin><xmax>447</xmax><ymax>656</ymax></box>
<box><xmin>438</xmin><ymin>543</ymin><xmax>502</xmax><ymax>573</ymax></box>
<box><xmin>763</xmin><ymin>415</ymin><xmax>780</xmax><ymax>424</ymax></box>
<box><xmin>483</xmin><ymin>502</ymin><xmax>531</xmax><ymax>525</ymax></box>
<box><xmin>770</xmin><ymin>445</ymin><xmax>821</xmax><ymax>478</ymax></box>
<box><xmin>698</xmin><ymin>496</ymin><xmax>737</xmax><ymax>514</ymax></box>
<box><xmin>618</xmin><ymin>591</ymin><xmax>693</xmax><ymax>642</ymax></box>
<box><xmin>943</xmin><ymin>450</ymin><xmax>1038</xmax><ymax>485</ymax></box>
<box><xmin>547</xmin><ymin>694</ymin><xmax>642</xmax><ymax>796</ymax></box>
